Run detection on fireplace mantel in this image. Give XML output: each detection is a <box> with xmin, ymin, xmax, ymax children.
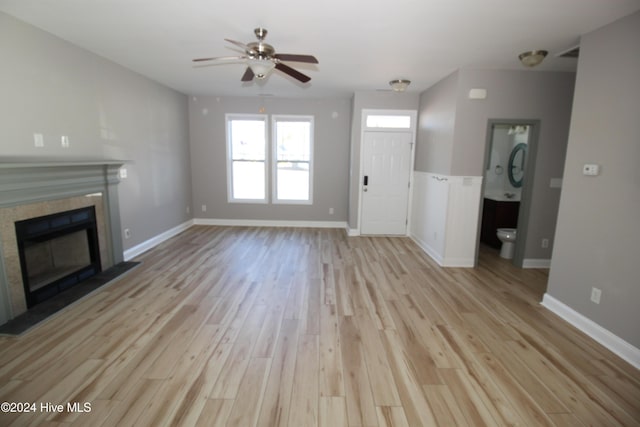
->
<box><xmin>0</xmin><ymin>158</ymin><xmax>125</xmax><ymax>207</ymax></box>
<box><xmin>0</xmin><ymin>158</ymin><xmax>126</xmax><ymax>322</ymax></box>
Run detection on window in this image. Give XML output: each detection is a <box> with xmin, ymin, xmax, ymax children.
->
<box><xmin>365</xmin><ymin>114</ymin><xmax>412</xmax><ymax>129</ymax></box>
<box><xmin>225</xmin><ymin>114</ymin><xmax>313</xmax><ymax>204</ymax></box>
<box><xmin>226</xmin><ymin>115</ymin><xmax>267</xmax><ymax>202</ymax></box>
<box><xmin>272</xmin><ymin>116</ymin><xmax>313</xmax><ymax>203</ymax></box>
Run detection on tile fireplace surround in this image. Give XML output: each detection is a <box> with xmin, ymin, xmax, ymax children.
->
<box><xmin>0</xmin><ymin>159</ymin><xmax>125</xmax><ymax>323</ymax></box>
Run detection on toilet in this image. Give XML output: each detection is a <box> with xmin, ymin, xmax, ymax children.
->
<box><xmin>496</xmin><ymin>228</ymin><xmax>517</xmax><ymax>259</ymax></box>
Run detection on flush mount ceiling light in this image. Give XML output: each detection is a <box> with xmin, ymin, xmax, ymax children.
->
<box><xmin>518</xmin><ymin>50</ymin><xmax>548</xmax><ymax>67</ymax></box>
<box><xmin>389</xmin><ymin>79</ymin><xmax>411</xmax><ymax>92</ymax></box>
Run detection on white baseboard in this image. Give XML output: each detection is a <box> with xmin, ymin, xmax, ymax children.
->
<box><xmin>410</xmin><ymin>234</ymin><xmax>444</xmax><ymax>266</ymax></box>
<box><xmin>442</xmin><ymin>258</ymin><xmax>476</xmax><ymax>268</ymax></box>
<box><xmin>194</xmin><ymin>218</ymin><xmax>348</xmax><ymax>229</ymax></box>
<box><xmin>523</xmin><ymin>258</ymin><xmax>551</xmax><ymax>268</ymax></box>
<box><xmin>123</xmin><ymin>219</ymin><xmax>194</xmax><ymax>261</ymax></box>
<box><xmin>347</xmin><ymin>227</ymin><xmax>360</xmax><ymax>237</ymax></box>
<box><xmin>541</xmin><ymin>293</ymin><xmax>640</xmax><ymax>370</ymax></box>
<box><xmin>410</xmin><ymin>234</ymin><xmax>475</xmax><ymax>267</ymax></box>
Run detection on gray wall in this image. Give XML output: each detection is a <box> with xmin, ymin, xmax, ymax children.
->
<box><xmin>416</xmin><ymin>68</ymin><xmax>575</xmax><ymax>260</ymax></box>
<box><xmin>189</xmin><ymin>96</ymin><xmax>351</xmax><ymax>222</ymax></box>
<box><xmin>547</xmin><ymin>11</ymin><xmax>640</xmax><ymax>348</ymax></box>
<box><xmin>347</xmin><ymin>91</ymin><xmax>420</xmax><ymax>229</ymax></box>
<box><xmin>453</xmin><ymin>69</ymin><xmax>575</xmax><ymax>178</ymax></box>
<box><xmin>0</xmin><ymin>12</ymin><xmax>192</xmax><ymax>251</ymax></box>
<box><xmin>415</xmin><ymin>72</ymin><xmax>458</xmax><ymax>175</ymax></box>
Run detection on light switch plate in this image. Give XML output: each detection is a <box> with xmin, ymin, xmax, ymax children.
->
<box><xmin>583</xmin><ymin>164</ymin><xmax>600</xmax><ymax>176</ymax></box>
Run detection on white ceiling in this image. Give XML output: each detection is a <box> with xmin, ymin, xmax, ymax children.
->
<box><xmin>1</xmin><ymin>0</ymin><xmax>639</xmax><ymax>98</ymax></box>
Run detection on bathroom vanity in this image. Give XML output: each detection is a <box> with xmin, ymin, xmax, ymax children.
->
<box><xmin>480</xmin><ymin>196</ymin><xmax>520</xmax><ymax>248</ymax></box>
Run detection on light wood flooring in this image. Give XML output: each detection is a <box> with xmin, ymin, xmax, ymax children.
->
<box><xmin>0</xmin><ymin>226</ymin><xmax>638</xmax><ymax>426</ymax></box>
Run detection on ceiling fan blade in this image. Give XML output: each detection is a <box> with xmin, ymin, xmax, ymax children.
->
<box><xmin>225</xmin><ymin>38</ymin><xmax>255</xmax><ymax>54</ymax></box>
<box><xmin>274</xmin><ymin>53</ymin><xmax>318</xmax><ymax>64</ymax></box>
<box><xmin>275</xmin><ymin>63</ymin><xmax>311</xmax><ymax>83</ymax></box>
<box><xmin>241</xmin><ymin>67</ymin><xmax>255</xmax><ymax>81</ymax></box>
<box><xmin>192</xmin><ymin>55</ymin><xmax>246</xmax><ymax>62</ymax></box>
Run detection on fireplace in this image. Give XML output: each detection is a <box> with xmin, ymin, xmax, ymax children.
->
<box><xmin>15</xmin><ymin>206</ymin><xmax>102</xmax><ymax>308</ymax></box>
<box><xmin>0</xmin><ymin>159</ymin><xmax>125</xmax><ymax>323</ymax></box>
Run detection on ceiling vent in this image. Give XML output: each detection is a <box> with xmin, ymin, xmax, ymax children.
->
<box><xmin>556</xmin><ymin>45</ymin><xmax>580</xmax><ymax>58</ymax></box>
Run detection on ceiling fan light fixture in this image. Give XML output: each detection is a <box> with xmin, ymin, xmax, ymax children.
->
<box><xmin>389</xmin><ymin>79</ymin><xmax>411</xmax><ymax>92</ymax></box>
<box><xmin>518</xmin><ymin>50</ymin><xmax>548</xmax><ymax>67</ymax></box>
<box><xmin>194</xmin><ymin>28</ymin><xmax>317</xmax><ymax>83</ymax></box>
<box><xmin>247</xmin><ymin>58</ymin><xmax>276</xmax><ymax>79</ymax></box>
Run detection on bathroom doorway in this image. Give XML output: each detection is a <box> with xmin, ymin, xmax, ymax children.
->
<box><xmin>478</xmin><ymin>119</ymin><xmax>540</xmax><ymax>267</ymax></box>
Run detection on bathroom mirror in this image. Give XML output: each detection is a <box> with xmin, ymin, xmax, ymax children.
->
<box><xmin>508</xmin><ymin>143</ymin><xmax>527</xmax><ymax>188</ymax></box>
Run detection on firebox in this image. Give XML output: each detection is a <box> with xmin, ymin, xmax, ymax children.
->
<box><xmin>14</xmin><ymin>206</ymin><xmax>102</xmax><ymax>308</ymax></box>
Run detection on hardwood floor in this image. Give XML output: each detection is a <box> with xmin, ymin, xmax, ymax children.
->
<box><xmin>0</xmin><ymin>226</ymin><xmax>638</xmax><ymax>426</ymax></box>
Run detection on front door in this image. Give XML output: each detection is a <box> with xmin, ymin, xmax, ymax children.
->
<box><xmin>360</xmin><ymin>131</ymin><xmax>413</xmax><ymax>235</ymax></box>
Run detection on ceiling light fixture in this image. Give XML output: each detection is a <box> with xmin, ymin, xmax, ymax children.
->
<box><xmin>389</xmin><ymin>79</ymin><xmax>411</xmax><ymax>92</ymax></box>
<box><xmin>247</xmin><ymin>58</ymin><xmax>276</xmax><ymax>79</ymax></box>
<box><xmin>518</xmin><ymin>50</ymin><xmax>548</xmax><ymax>67</ymax></box>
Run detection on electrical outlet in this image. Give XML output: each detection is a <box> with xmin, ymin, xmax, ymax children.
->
<box><xmin>186</xmin><ymin>205</ymin><xmax>190</xmax><ymax>214</ymax></box>
<box><xmin>201</xmin><ymin>204</ymin><xmax>207</xmax><ymax>212</ymax></box>
<box><xmin>590</xmin><ymin>287</ymin><xmax>602</xmax><ymax>304</ymax></box>
<box><xmin>541</xmin><ymin>238</ymin><xmax>549</xmax><ymax>248</ymax></box>
<box><xmin>124</xmin><ymin>228</ymin><xmax>131</xmax><ymax>239</ymax></box>
<box><xmin>34</xmin><ymin>133</ymin><xmax>44</xmax><ymax>148</ymax></box>
<box><xmin>329</xmin><ymin>207</ymin><xmax>334</xmax><ymax>215</ymax></box>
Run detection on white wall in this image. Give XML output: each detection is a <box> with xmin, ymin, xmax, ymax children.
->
<box><xmin>411</xmin><ymin>172</ymin><xmax>482</xmax><ymax>267</ymax></box>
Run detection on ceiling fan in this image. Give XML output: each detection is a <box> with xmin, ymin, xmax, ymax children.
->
<box><xmin>193</xmin><ymin>28</ymin><xmax>318</xmax><ymax>83</ymax></box>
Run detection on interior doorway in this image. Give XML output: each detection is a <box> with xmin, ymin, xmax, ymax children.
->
<box><xmin>478</xmin><ymin>119</ymin><xmax>540</xmax><ymax>267</ymax></box>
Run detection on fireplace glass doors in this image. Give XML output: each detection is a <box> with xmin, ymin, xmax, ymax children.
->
<box><xmin>15</xmin><ymin>206</ymin><xmax>102</xmax><ymax>307</ymax></box>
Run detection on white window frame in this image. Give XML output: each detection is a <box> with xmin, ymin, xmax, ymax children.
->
<box><xmin>225</xmin><ymin>113</ymin><xmax>314</xmax><ymax>205</ymax></box>
<box><xmin>363</xmin><ymin>109</ymin><xmax>414</xmax><ymax>131</ymax></box>
<box><xmin>271</xmin><ymin>115</ymin><xmax>314</xmax><ymax>205</ymax></box>
<box><xmin>225</xmin><ymin>113</ymin><xmax>268</xmax><ymax>203</ymax></box>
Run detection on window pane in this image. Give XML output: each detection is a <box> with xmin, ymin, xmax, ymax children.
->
<box><xmin>277</xmin><ymin>162</ymin><xmax>309</xmax><ymax>200</ymax></box>
<box><xmin>365</xmin><ymin>115</ymin><xmax>411</xmax><ymax>129</ymax></box>
<box><xmin>231</xmin><ymin>120</ymin><xmax>265</xmax><ymax>160</ymax></box>
<box><xmin>232</xmin><ymin>161</ymin><xmax>265</xmax><ymax>200</ymax></box>
<box><xmin>276</xmin><ymin>121</ymin><xmax>310</xmax><ymax>161</ymax></box>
